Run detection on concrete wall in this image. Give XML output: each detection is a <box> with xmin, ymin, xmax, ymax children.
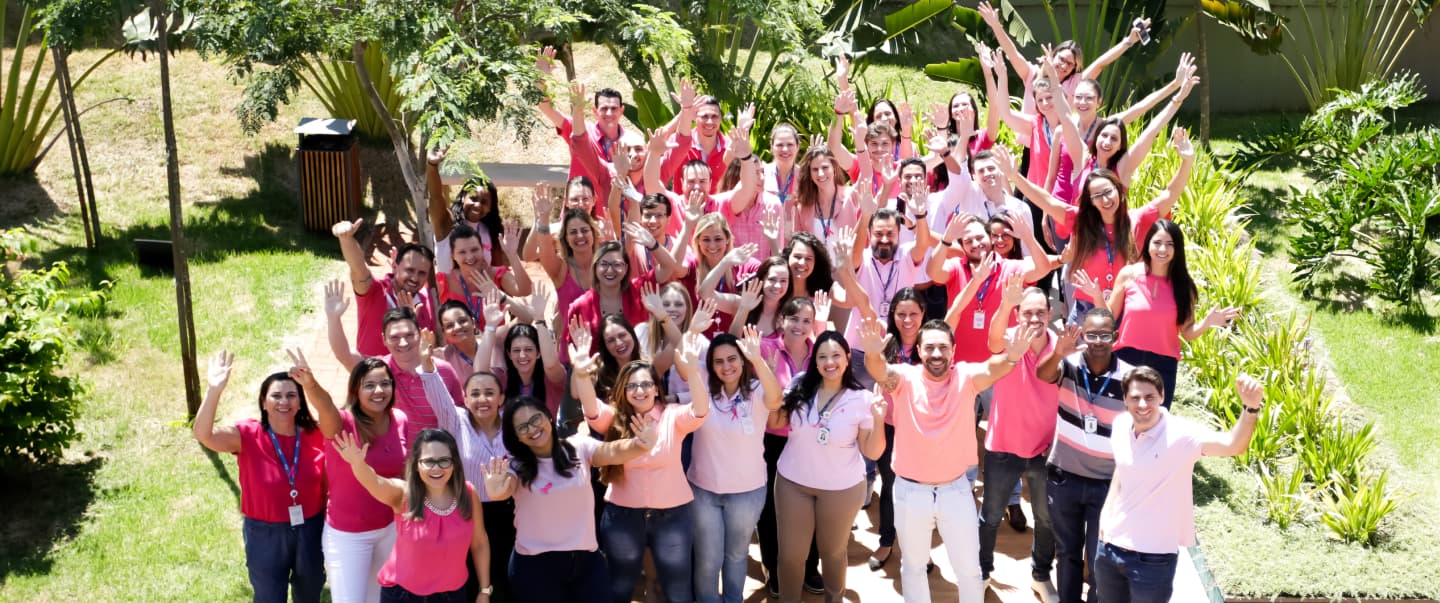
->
<box><xmin>1005</xmin><ymin>0</ymin><xmax>1440</xmax><ymax>113</ymax></box>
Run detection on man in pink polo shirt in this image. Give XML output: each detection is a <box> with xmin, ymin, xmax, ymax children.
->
<box><xmin>980</xmin><ymin>278</ymin><xmax>1061</xmax><ymax>602</ymax></box>
<box><xmin>332</xmin><ymin>219</ymin><xmax>436</xmax><ymax>358</ymax></box>
<box><xmin>1095</xmin><ymin>369</ymin><xmax>1263</xmax><ymax>603</ymax></box>
<box><xmin>860</xmin><ymin>316</ymin><xmax>1042</xmax><ymax>603</ymax></box>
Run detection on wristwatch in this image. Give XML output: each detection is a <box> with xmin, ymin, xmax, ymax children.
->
<box><xmin>1244</xmin><ymin>405</ymin><xmax>1262</xmax><ymax>414</ymax></box>
<box><xmin>479</xmin><ymin>585</ymin><xmax>493</xmax><ymax>596</ymax></box>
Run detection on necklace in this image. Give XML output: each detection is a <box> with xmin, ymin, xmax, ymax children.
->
<box><xmin>424</xmin><ymin>495</ymin><xmax>458</xmax><ymax>516</ymax></box>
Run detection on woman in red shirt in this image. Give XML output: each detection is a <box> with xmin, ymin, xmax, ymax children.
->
<box><xmin>192</xmin><ymin>350</ymin><xmax>327</xmax><ymax>603</ymax></box>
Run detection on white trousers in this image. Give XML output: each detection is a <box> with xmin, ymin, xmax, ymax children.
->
<box><xmin>894</xmin><ymin>475</ymin><xmax>985</xmax><ymax>603</ymax></box>
<box><xmin>321</xmin><ymin>522</ymin><xmax>397</xmax><ymax>603</ymax></box>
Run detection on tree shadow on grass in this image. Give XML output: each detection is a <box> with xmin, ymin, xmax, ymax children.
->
<box><xmin>0</xmin><ymin>175</ymin><xmax>62</xmax><ymax>232</ymax></box>
<box><xmin>0</xmin><ymin>456</ymin><xmax>102</xmax><ymax>581</ymax></box>
<box><xmin>200</xmin><ymin>444</ymin><xmax>241</xmax><ymax>504</ymax></box>
<box><xmin>1192</xmin><ymin>461</ymin><xmax>1234</xmax><ymax>507</ymax></box>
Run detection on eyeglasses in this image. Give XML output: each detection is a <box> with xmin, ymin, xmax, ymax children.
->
<box><xmin>625</xmin><ymin>381</ymin><xmax>657</xmax><ymax>393</ymax></box>
<box><xmin>598</xmin><ymin>261</ymin><xmax>628</xmax><ymax>272</ymax></box>
<box><xmin>514</xmin><ymin>414</ymin><xmax>548</xmax><ymax>436</ymax></box>
<box><xmin>1082</xmin><ymin>332</ymin><xmax>1116</xmax><ymax>343</ymax></box>
<box><xmin>418</xmin><ymin>457</ymin><xmax>454</xmax><ymax>470</ymax></box>
<box><xmin>361</xmin><ymin>380</ymin><xmax>394</xmax><ymax>392</ymax></box>
<box><xmin>1091</xmin><ymin>187</ymin><xmax>1119</xmax><ymax>199</ymax></box>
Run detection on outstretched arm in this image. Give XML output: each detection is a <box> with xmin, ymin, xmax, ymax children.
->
<box><xmin>193</xmin><ymin>350</ymin><xmax>242</xmax><ymax>453</ymax></box>
<box><xmin>322</xmin><ymin>280</ymin><xmax>365</xmax><ymax>371</ymax></box>
<box><xmin>1080</xmin><ymin>20</ymin><xmax>1144</xmax><ymax>81</ymax></box>
<box><xmin>333</xmin><ymin>431</ymin><xmax>406</xmax><ymax>510</ymax></box>
<box><xmin>1120</xmin><ymin>56</ymin><xmax>1196</xmax><ymax>183</ymax></box>
<box><xmin>1151</xmin><ymin>128</ymin><xmax>1196</xmax><ymax>218</ymax></box>
<box><xmin>1200</xmin><ymin>375</ymin><xmax>1264</xmax><ymax>456</ymax></box>
<box><xmin>426</xmin><ymin>147</ymin><xmax>454</xmax><ymax>236</ymax></box>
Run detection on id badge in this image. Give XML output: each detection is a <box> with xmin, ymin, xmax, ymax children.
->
<box><xmin>879</xmin><ymin>302</ymin><xmax>891</xmax><ymax>319</ymax></box>
<box><xmin>288</xmin><ymin>504</ymin><xmax>305</xmax><ymax>527</ymax></box>
<box><xmin>740</xmin><ymin>416</ymin><xmax>755</xmax><ymax>435</ymax></box>
<box><xmin>1083</xmin><ymin>414</ymin><xmax>1098</xmax><ymax>434</ymax></box>
<box><xmin>1101</xmin><ymin>289</ymin><xmax>1113</xmax><ymax>302</ymax></box>
<box><xmin>816</xmin><ymin>427</ymin><xmax>831</xmax><ymax>446</ymax></box>
<box><xmin>972</xmin><ymin>311</ymin><xmax>985</xmax><ymax>330</ymax></box>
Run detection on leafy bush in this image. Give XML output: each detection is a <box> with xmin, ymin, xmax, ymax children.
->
<box><xmin>0</xmin><ymin>230</ymin><xmax>108</xmax><ymax>465</ymax></box>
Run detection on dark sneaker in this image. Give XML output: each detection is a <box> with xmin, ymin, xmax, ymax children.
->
<box><xmin>803</xmin><ymin>573</ymin><xmax>825</xmax><ymax>595</ymax></box>
<box><xmin>1007</xmin><ymin>503</ymin><xmax>1028</xmax><ymax>531</ymax></box>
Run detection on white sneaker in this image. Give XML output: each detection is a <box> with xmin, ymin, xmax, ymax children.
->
<box><xmin>1032</xmin><ymin>579</ymin><xmax>1059</xmax><ymax>603</ymax></box>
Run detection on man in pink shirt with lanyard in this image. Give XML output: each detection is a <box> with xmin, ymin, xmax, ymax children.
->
<box><xmin>1095</xmin><ymin>369</ymin><xmax>1263</xmax><ymax>603</ymax></box>
<box><xmin>859</xmin><ymin>316</ymin><xmax>1043</xmax><ymax>603</ymax></box>
<box><xmin>332</xmin><ymin>219</ymin><xmax>436</xmax><ymax>358</ymax></box>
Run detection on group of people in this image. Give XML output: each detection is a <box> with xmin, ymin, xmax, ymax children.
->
<box><xmin>193</xmin><ymin>6</ymin><xmax>1268</xmax><ymax>602</ymax></box>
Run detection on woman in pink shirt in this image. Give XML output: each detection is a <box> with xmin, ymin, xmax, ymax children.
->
<box><xmin>1076</xmin><ymin>220</ymin><xmax>1239</xmax><ymax>407</ymax></box>
<box><xmin>689</xmin><ymin>329</ymin><xmax>784</xmax><ymax>603</ymax></box>
<box><xmin>307</xmin><ymin>355</ymin><xmax>410</xmax><ymax>603</ymax></box>
<box><xmin>773</xmin><ymin>331</ymin><xmax>888</xmax><ymax>603</ymax></box>
<box><xmin>783</xmin><ymin>232</ymin><xmax>835</xmax><ymax>300</ymax></box>
<box><xmin>533</xmin><ymin>207</ymin><xmax>600</xmax><ymax>333</ymax></box>
<box><xmin>192</xmin><ymin>351</ymin><xmax>326</xmax><ymax>603</ymax></box>
<box><xmin>333</xmin><ymin>428</ymin><xmax>492</xmax><ymax>603</ymax></box>
<box><xmin>791</xmin><ymin>149</ymin><xmax>863</xmax><ymax>241</ymax></box>
<box><xmin>477</xmin><ymin>396</ymin><xmax>657</xmax><ymax>602</ymax></box>
<box><xmin>732</xmin><ymin>256</ymin><xmax>792</xmax><ymax>336</ymax></box>
<box><xmin>573</xmin><ymin>335</ymin><xmax>712</xmax><ymax>603</ymax></box>
<box><xmin>562</xmin><ymin>240</ymin><xmax>654</xmax><ymax>362</ymax></box>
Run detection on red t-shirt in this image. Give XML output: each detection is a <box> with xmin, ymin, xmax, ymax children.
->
<box><xmin>943</xmin><ymin>256</ymin><xmax>1026</xmax><ymax>362</ymax></box>
<box><xmin>562</xmin><ymin>272</ymin><xmax>656</xmax><ymax>359</ymax></box>
<box><xmin>236</xmin><ymin>420</ymin><xmax>326</xmax><ymax>523</ymax></box>
<box><xmin>355</xmin><ymin>274</ymin><xmax>435</xmax><ymax>358</ymax></box>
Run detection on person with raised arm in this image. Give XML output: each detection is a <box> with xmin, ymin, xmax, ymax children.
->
<box><xmin>1075</xmin><ymin>55</ymin><xmax>1198</xmax><ymax>191</ymax></box>
<box><xmin>689</xmin><ymin>327</ymin><xmax>784</xmax><ymax>603</ymax></box>
<box><xmin>438</xmin><ymin>222</ymin><xmax>533</xmax><ymax>327</ymax></box>
<box><xmin>561</xmin><ymin>240</ymin><xmax>654</xmax><ymax>362</ymax></box>
<box><xmin>927</xmin><ymin>210</ymin><xmax>1055</xmax><ymax>358</ymax></box>
<box><xmin>332</xmin><ymin>426</ymin><xmax>492</xmax><ymax>603</ymax></box>
<box><xmin>192</xmin><ymin>350</ymin><xmax>326</xmax><ymax>603</ymax></box>
<box><xmin>425</xmin><ymin>147</ymin><xmax>505</xmax><ymax>272</ymax></box>
<box><xmin>860</xmin><ymin>316</ymin><xmax>1038</xmax><ymax>603</ymax></box>
<box><xmin>324</xmin><ymin>281</ymin><xmax>463</xmax><ymax>441</ymax></box>
<box><xmin>977</xmin><ymin>277</ymin><xmax>1062</xmax><ymax>602</ymax></box>
<box><xmin>332</xmin><ymin>218</ymin><xmax>437</xmax><ymax>357</ymax></box>
<box><xmin>535</xmin><ymin>46</ymin><xmax>627</xmax><ymax>182</ymax></box>
<box><xmin>476</xmin><ymin>395</ymin><xmax>657</xmax><ymax>602</ymax></box>
<box><xmin>574</xmin><ymin>334</ymin><xmax>711</xmax><ymax>603</ymax></box>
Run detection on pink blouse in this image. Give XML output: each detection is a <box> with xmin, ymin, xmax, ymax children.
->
<box><xmin>588</xmin><ymin>402</ymin><xmax>706</xmax><ymax>509</ymax></box>
<box><xmin>1115</xmin><ymin>273</ymin><xmax>1183</xmax><ymax>359</ymax></box>
<box><xmin>377</xmin><ymin>483</ymin><xmax>477</xmax><ymax>595</ymax></box>
<box><xmin>324</xmin><ymin>409</ymin><xmax>410</xmax><ymax>531</ymax></box>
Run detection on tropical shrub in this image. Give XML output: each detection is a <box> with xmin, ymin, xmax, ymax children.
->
<box><xmin>298</xmin><ymin>42</ymin><xmax>410</xmax><ymax>140</ymax></box>
<box><xmin>0</xmin><ymin>230</ymin><xmax>108</xmax><ymax>465</ymax></box>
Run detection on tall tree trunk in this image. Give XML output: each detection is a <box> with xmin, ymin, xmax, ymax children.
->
<box><xmin>54</xmin><ymin>47</ymin><xmax>101</xmax><ymax>248</ymax></box>
<box><xmin>155</xmin><ymin>0</ymin><xmax>203</xmax><ymax>416</ymax></box>
<box><xmin>1195</xmin><ymin>0</ymin><xmax>1211</xmax><ymax>146</ymax></box>
<box><xmin>52</xmin><ymin>46</ymin><xmax>94</xmax><ymax>250</ymax></box>
<box><xmin>352</xmin><ymin>40</ymin><xmax>441</xmax><ymax>327</ymax></box>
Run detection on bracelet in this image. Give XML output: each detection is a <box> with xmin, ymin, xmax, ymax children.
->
<box><xmin>913</xmin><ymin>212</ymin><xmax>927</xmax><ymax>220</ymax></box>
<box><xmin>534</xmin><ymin>222</ymin><xmax>551</xmax><ymax>235</ymax></box>
<box><xmin>647</xmin><ymin>241</ymin><xmax>660</xmax><ymax>251</ymax></box>
<box><xmin>483</xmin><ymin>326</ymin><xmax>496</xmax><ymax>334</ymax></box>
<box><xmin>1244</xmin><ymin>405</ymin><xmax>1262</xmax><ymax>414</ymax></box>
<box><xmin>738</xmin><ymin>153</ymin><xmax>754</xmax><ymax>162</ymax></box>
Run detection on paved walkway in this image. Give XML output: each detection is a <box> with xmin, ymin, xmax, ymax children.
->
<box><xmin>293</xmin><ymin>223</ymin><xmax>1215</xmax><ymax>602</ymax></box>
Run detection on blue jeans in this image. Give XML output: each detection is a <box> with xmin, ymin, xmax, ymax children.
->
<box><xmin>691</xmin><ymin>485</ymin><xmax>767</xmax><ymax>603</ymax></box>
<box><xmin>1113</xmin><ymin>347</ymin><xmax>1179</xmax><ymax>408</ymax></box>
<box><xmin>599</xmin><ymin>502</ymin><xmax>693</xmax><ymax>603</ymax></box>
<box><xmin>970</xmin><ymin>389</ymin><xmax>1021</xmax><ymax>506</ymax></box>
<box><xmin>379</xmin><ymin>586</ymin><xmax>465</xmax><ymax>603</ymax></box>
<box><xmin>980</xmin><ymin>451</ymin><xmax>1054</xmax><ymax>581</ymax></box>
<box><xmin>1093</xmin><ymin>542</ymin><xmax>1177</xmax><ymax>603</ymax></box>
<box><xmin>242</xmin><ymin>514</ymin><xmax>325</xmax><ymax>603</ymax></box>
<box><xmin>508</xmin><ymin>549</ymin><xmax>609</xmax><ymax>603</ymax></box>
<box><xmin>1047</xmin><ymin>466</ymin><xmax>1110</xmax><ymax>603</ymax></box>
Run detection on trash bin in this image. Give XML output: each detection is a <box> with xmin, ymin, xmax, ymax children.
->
<box><xmin>295</xmin><ymin>118</ymin><xmax>361</xmax><ymax>232</ymax></box>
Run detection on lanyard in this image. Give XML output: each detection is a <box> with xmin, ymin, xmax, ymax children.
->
<box><xmin>818</xmin><ymin>189</ymin><xmax>838</xmax><ymax>238</ymax></box>
<box><xmin>810</xmin><ymin>389</ymin><xmax>843</xmax><ymax>425</ymax></box>
<box><xmin>452</xmin><ymin>346</ymin><xmax>474</xmax><ymax>369</ymax></box>
<box><xmin>776</xmin><ymin>168</ymin><xmax>795</xmax><ymax>205</ymax></box>
<box><xmin>599</xmin><ymin>132</ymin><xmax>617</xmax><ymax>162</ymax></box>
<box><xmin>265</xmin><ymin>426</ymin><xmax>302</xmax><ymax>501</ymax></box>
<box><xmin>1103</xmin><ymin>236</ymin><xmax>1116</xmax><ymax>283</ymax></box>
<box><xmin>1079</xmin><ymin>362</ymin><xmax>1115</xmax><ymax>409</ymax></box>
<box><xmin>457</xmin><ymin>271</ymin><xmax>482</xmax><ymax>318</ymax></box>
<box><xmin>715</xmin><ymin>390</ymin><xmax>748</xmax><ymax>419</ymax></box>
<box><xmin>972</xmin><ymin>265</ymin><xmax>998</xmax><ymax>307</ymax></box>
<box><xmin>873</xmin><ymin>257</ymin><xmax>899</xmax><ymax>311</ymax></box>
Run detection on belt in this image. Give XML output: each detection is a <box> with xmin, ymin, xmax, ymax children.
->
<box><xmin>1046</xmin><ymin>464</ymin><xmax>1110</xmax><ymax>483</ymax></box>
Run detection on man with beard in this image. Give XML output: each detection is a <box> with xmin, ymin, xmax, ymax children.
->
<box><xmin>859</xmin><ymin>316</ymin><xmax>1042</xmax><ymax>603</ymax></box>
<box><xmin>332</xmin><ymin>219</ymin><xmax>437</xmax><ymax>358</ymax></box>
<box><xmin>979</xmin><ymin>277</ymin><xmax>1061</xmax><ymax>602</ymax></box>
<box><xmin>1036</xmin><ymin>307</ymin><xmax>1134</xmax><ymax>603</ymax></box>
<box><xmin>838</xmin><ymin>204</ymin><xmax>933</xmax><ymax>350</ymax></box>
<box><xmin>323</xmin><ymin>296</ymin><xmax>464</xmax><ymax>443</ymax></box>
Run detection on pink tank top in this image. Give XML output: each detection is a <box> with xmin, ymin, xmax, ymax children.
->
<box><xmin>554</xmin><ymin>264</ymin><xmax>586</xmax><ymax>327</ymax></box>
<box><xmin>1025</xmin><ymin>114</ymin><xmax>1053</xmax><ymax>187</ymax></box>
<box><xmin>377</xmin><ymin>484</ymin><xmax>476</xmax><ymax>595</ymax></box>
<box><xmin>1115</xmin><ymin>273</ymin><xmax>1183</xmax><ymax>359</ymax></box>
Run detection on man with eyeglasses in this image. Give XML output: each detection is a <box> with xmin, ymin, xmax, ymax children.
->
<box><xmin>324</xmin><ymin>302</ymin><xmax>464</xmax><ymax>443</ymax></box>
<box><xmin>1035</xmin><ymin>307</ymin><xmax>1134</xmax><ymax>603</ymax></box>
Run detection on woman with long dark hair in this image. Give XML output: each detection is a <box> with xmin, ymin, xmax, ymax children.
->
<box><xmin>689</xmin><ymin>329</ymin><xmax>783</xmax><ymax>603</ymax></box>
<box><xmin>732</xmin><ymin>256</ymin><xmax>793</xmax><ymax>336</ymax></box>
<box><xmin>333</xmin><ymin>428</ymin><xmax>492</xmax><ymax>602</ymax></box>
<box><xmin>1076</xmin><ymin>219</ymin><xmax>1240</xmax><ymax>407</ymax></box>
<box><xmin>773</xmin><ymin>331</ymin><xmax>887</xmax><ymax>603</ymax></box>
<box><xmin>478</xmin><ymin>316</ymin><xmax>567</xmax><ymax>418</ymax></box>
<box><xmin>573</xmin><ymin>335</ymin><xmax>712</xmax><ymax>603</ymax></box>
<box><xmin>193</xmin><ymin>351</ymin><xmax>326</xmax><ymax>603</ymax></box>
<box><xmin>476</xmin><ymin>396</ymin><xmax>656</xmax><ymax>602</ymax></box>
<box><xmin>783</xmin><ymin>232</ymin><xmax>836</xmax><ymax>300</ymax></box>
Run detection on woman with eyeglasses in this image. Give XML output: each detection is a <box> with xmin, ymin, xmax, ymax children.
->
<box><xmin>333</xmin><ymin>426</ymin><xmax>493</xmax><ymax>603</ymax></box>
<box><xmin>475</xmin><ymin>396</ymin><xmax>658</xmax><ymax>602</ymax></box>
<box><xmin>1000</xmin><ymin>128</ymin><xmax>1195</xmax><ymax>324</ymax></box>
<box><xmin>689</xmin><ymin>328</ymin><xmax>783</xmax><ymax>603</ymax></box>
<box><xmin>572</xmin><ymin>334</ymin><xmax>712</xmax><ymax>603</ymax></box>
<box><xmin>193</xmin><ymin>350</ymin><xmax>327</xmax><ymax>603</ymax></box>
<box><xmin>1074</xmin><ymin>219</ymin><xmax>1240</xmax><ymax>407</ymax></box>
<box><xmin>418</xmin><ymin>330</ymin><xmax>515</xmax><ymax>602</ymax></box>
<box><xmin>561</xmin><ymin>240</ymin><xmax>652</xmax><ymax>363</ymax></box>
<box><xmin>773</xmin><ymin>331</ymin><xmax>887</xmax><ymax>603</ymax></box>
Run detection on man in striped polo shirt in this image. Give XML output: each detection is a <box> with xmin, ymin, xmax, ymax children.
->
<box><xmin>1036</xmin><ymin>307</ymin><xmax>1133</xmax><ymax>603</ymax></box>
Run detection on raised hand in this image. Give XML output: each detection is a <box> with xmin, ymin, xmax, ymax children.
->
<box><xmin>738</xmin><ymin>324</ymin><xmax>764</xmax><ymax>359</ymax></box>
<box><xmin>727</xmin><ymin>127</ymin><xmax>753</xmax><ymax>162</ymax></box>
<box><xmin>1070</xmin><ymin>269</ymin><xmax>1105</xmax><ymax>302</ymax></box>
<box><xmin>207</xmin><ymin>349</ymin><xmax>234</xmax><ymax>390</ymax></box>
<box><xmin>640</xmin><ymin>281</ymin><xmax>667</xmax><ymax>319</ymax></box>
<box><xmin>1172</xmin><ymin>127</ymin><xmax>1195</xmax><ymax>159</ymax></box>
<box><xmin>761</xmin><ymin>205</ymin><xmax>782</xmax><ymax>241</ymax></box>
<box><xmin>333</xmin><ymin>430</ymin><xmax>369</xmax><ymax>466</ymax></box>
<box><xmin>853</xmin><ymin>176</ymin><xmax>878</xmax><ymax>216</ymax></box>
<box><xmin>690</xmin><ymin>298</ymin><xmax>718</xmax><ymax>334</ymax></box>
<box><xmin>831</xmin><ymin>226</ymin><xmax>856</xmax><ymax>268</ymax></box>
<box><xmin>568</xmin><ymin>315</ymin><xmax>592</xmax><ymax>358</ymax></box>
<box><xmin>1202</xmin><ymin>306</ymin><xmax>1241</xmax><ymax>330</ymax></box>
<box><xmin>500</xmin><ymin>222</ymin><xmax>523</xmax><ymax>257</ymax></box>
<box><xmin>427</xmin><ymin>146</ymin><xmax>448</xmax><ymax>166</ymax></box>
<box><xmin>1236</xmin><ymin>374</ymin><xmax>1264</xmax><ymax>411</ymax></box>
<box><xmin>1000</xmin><ymin>272</ymin><xmax>1025</xmax><ymax>307</ymax></box>
<box><xmin>1128</xmin><ymin>18</ymin><xmax>1151</xmax><ymax>45</ymax></box>
<box><xmin>904</xmin><ymin>184</ymin><xmax>928</xmax><ymax>217</ymax></box>
<box><xmin>813</xmin><ymin>289</ymin><xmax>833</xmax><ymax>324</ymax></box>
<box><xmin>324</xmin><ymin>279</ymin><xmax>351</xmax><ymax>319</ymax></box>
<box><xmin>394</xmin><ymin>288</ymin><xmax>417</xmax><ymax>312</ymax></box>
<box><xmin>978</xmin><ymin>1</ymin><xmax>1001</xmax><ymax>28</ymax></box>
<box><xmin>482</xmin><ymin>287</ymin><xmax>506</xmax><ymax>328</ymax></box>
<box><xmin>723</xmin><ymin>242</ymin><xmax>759</xmax><ymax>267</ymax></box>
<box><xmin>898</xmin><ymin>102</ymin><xmax>914</xmax><ymax>133</ymax></box>
<box><xmin>928</xmin><ymin>103</ymin><xmax>948</xmax><ymax>131</ymax></box>
<box><xmin>990</xmin><ymin>145</ymin><xmax>1018</xmax><ymax>178</ymax></box>
<box><xmin>419</xmin><ymin>328</ymin><xmax>438</xmax><ymax>370</ymax></box>
<box><xmin>528</xmin><ymin>287</ymin><xmax>552</xmax><ymax>322</ymax></box>
<box><xmin>1005</xmin><ymin>321</ymin><xmax>1042</xmax><ymax>361</ymax></box>
<box><xmin>331</xmin><ymin>217</ymin><xmax>365</xmax><ymax>240</ymax></box>
<box><xmin>737</xmin><ymin>102</ymin><xmax>757</xmax><ymax>134</ymax></box>
<box><xmin>834</xmin><ymin>88</ymin><xmax>858</xmax><ymax>115</ymax></box>
<box><xmin>684</xmin><ymin>189</ymin><xmax>708</xmax><ymax>223</ymax></box>
<box><xmin>736</xmin><ymin>278</ymin><xmax>763</xmax><ymax>313</ymax></box>
<box><xmin>533</xmin><ymin>183</ymin><xmax>555</xmax><ymax>224</ymax></box>
<box><xmin>869</xmin><ymin>386</ymin><xmax>888</xmax><ymax>420</ymax></box>
<box><xmin>536</xmin><ymin>45</ymin><xmax>557</xmax><ymax>78</ymax></box>
<box><xmin>834</xmin><ymin>54</ymin><xmax>852</xmax><ymax>91</ymax></box>
<box><xmin>624</xmin><ymin>222</ymin><xmax>657</xmax><ymax>252</ymax></box>
<box><xmin>285</xmin><ymin>348</ymin><xmax>316</xmax><ymax>388</ymax></box>
<box><xmin>677</xmin><ymin>332</ymin><xmax>705</xmax><ymax>373</ymax></box>
<box><xmin>573</xmin><ymin>352</ymin><xmax>601</xmax><ymax>380</ymax></box>
<box><xmin>479</xmin><ymin>455</ymin><xmax>515</xmax><ymax>499</ymax></box>
<box><xmin>630</xmin><ymin>415</ymin><xmax>658</xmax><ymax>449</ymax></box>
<box><xmin>858</xmin><ymin>316</ymin><xmax>891</xmax><ymax>355</ymax></box>
<box><xmin>1054</xmin><ymin>323</ymin><xmax>1085</xmax><ymax>357</ymax></box>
